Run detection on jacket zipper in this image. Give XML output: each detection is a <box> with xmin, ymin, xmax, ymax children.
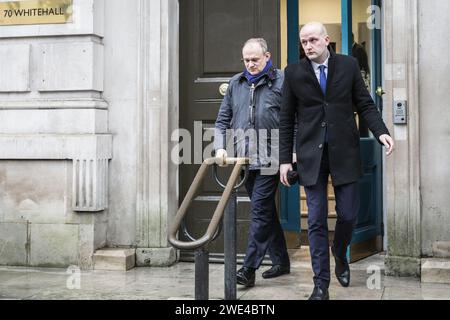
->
<box><xmin>249</xmin><ymin>83</ymin><xmax>256</xmax><ymax>128</ymax></box>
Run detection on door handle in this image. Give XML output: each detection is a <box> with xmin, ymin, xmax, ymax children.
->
<box><xmin>219</xmin><ymin>83</ymin><xmax>229</xmax><ymax>96</ymax></box>
<box><xmin>376</xmin><ymin>86</ymin><xmax>386</xmax><ymax>97</ymax></box>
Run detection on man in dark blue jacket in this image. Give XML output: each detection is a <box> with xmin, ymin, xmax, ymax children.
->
<box><xmin>215</xmin><ymin>38</ymin><xmax>291</xmax><ymax>287</ymax></box>
<box><xmin>280</xmin><ymin>22</ymin><xmax>394</xmax><ymax>300</ymax></box>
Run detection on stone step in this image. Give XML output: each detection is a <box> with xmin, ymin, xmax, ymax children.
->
<box><xmin>432</xmin><ymin>241</ymin><xmax>450</xmax><ymax>258</ymax></box>
<box><xmin>93</xmin><ymin>248</ymin><xmax>136</xmax><ymax>271</ymax></box>
<box><xmin>421</xmin><ymin>258</ymin><xmax>450</xmax><ymax>284</ymax></box>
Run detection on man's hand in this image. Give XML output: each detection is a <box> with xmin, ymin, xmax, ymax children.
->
<box><xmin>280</xmin><ymin>163</ymin><xmax>293</xmax><ymax>187</ymax></box>
<box><xmin>215</xmin><ymin>149</ymin><xmax>228</xmax><ymax>166</ymax></box>
<box><xmin>379</xmin><ymin>134</ymin><xmax>395</xmax><ymax>156</ymax></box>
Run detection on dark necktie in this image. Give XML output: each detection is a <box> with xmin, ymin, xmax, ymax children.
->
<box><xmin>319</xmin><ymin>65</ymin><xmax>328</xmax><ymax>142</ymax></box>
<box><xmin>319</xmin><ymin>65</ymin><xmax>327</xmax><ymax>95</ymax></box>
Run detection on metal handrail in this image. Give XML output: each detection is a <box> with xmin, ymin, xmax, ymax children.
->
<box><xmin>213</xmin><ymin>164</ymin><xmax>249</xmax><ymax>190</ymax></box>
<box><xmin>168</xmin><ymin>157</ymin><xmax>249</xmax><ymax>250</ymax></box>
<box><xmin>180</xmin><ymin>215</ymin><xmax>223</xmax><ymax>243</ymax></box>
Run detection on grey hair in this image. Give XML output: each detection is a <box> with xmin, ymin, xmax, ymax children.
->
<box><xmin>243</xmin><ymin>38</ymin><xmax>268</xmax><ymax>54</ymax></box>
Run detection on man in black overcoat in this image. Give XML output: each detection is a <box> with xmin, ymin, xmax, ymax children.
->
<box><xmin>279</xmin><ymin>22</ymin><xmax>394</xmax><ymax>300</ymax></box>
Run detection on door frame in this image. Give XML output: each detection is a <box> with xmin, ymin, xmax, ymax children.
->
<box><xmin>283</xmin><ymin>0</ymin><xmax>386</xmax><ymax>259</ymax></box>
<box><xmin>279</xmin><ymin>0</ymin><xmax>301</xmax><ymax>242</ymax></box>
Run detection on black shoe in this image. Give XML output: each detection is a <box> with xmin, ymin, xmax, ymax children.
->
<box><xmin>308</xmin><ymin>286</ymin><xmax>329</xmax><ymax>300</ymax></box>
<box><xmin>331</xmin><ymin>246</ymin><xmax>350</xmax><ymax>287</ymax></box>
<box><xmin>236</xmin><ymin>267</ymin><xmax>255</xmax><ymax>287</ymax></box>
<box><xmin>262</xmin><ymin>265</ymin><xmax>290</xmax><ymax>279</ymax></box>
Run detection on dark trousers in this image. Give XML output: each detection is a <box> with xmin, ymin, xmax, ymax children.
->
<box><xmin>304</xmin><ymin>146</ymin><xmax>359</xmax><ymax>289</ymax></box>
<box><xmin>243</xmin><ymin>170</ymin><xmax>290</xmax><ymax>269</ymax></box>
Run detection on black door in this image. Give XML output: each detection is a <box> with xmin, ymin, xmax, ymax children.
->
<box><xmin>179</xmin><ymin>0</ymin><xmax>280</xmax><ymax>261</ymax></box>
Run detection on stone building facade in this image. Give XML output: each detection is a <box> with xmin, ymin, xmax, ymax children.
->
<box><xmin>0</xmin><ymin>0</ymin><xmax>448</xmax><ymax>281</ymax></box>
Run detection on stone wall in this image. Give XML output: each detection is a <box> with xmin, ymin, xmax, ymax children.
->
<box><xmin>418</xmin><ymin>0</ymin><xmax>450</xmax><ymax>258</ymax></box>
<box><xmin>0</xmin><ymin>0</ymin><xmax>179</xmax><ymax>269</ymax></box>
<box><xmin>0</xmin><ymin>0</ymin><xmax>111</xmax><ymax>269</ymax></box>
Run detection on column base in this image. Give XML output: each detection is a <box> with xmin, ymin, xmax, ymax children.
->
<box><xmin>136</xmin><ymin>247</ymin><xmax>177</xmax><ymax>267</ymax></box>
<box><xmin>385</xmin><ymin>255</ymin><xmax>421</xmax><ymax>277</ymax></box>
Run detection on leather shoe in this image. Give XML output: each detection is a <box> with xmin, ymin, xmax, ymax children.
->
<box><xmin>331</xmin><ymin>246</ymin><xmax>350</xmax><ymax>287</ymax></box>
<box><xmin>236</xmin><ymin>267</ymin><xmax>255</xmax><ymax>287</ymax></box>
<box><xmin>262</xmin><ymin>265</ymin><xmax>290</xmax><ymax>279</ymax></box>
<box><xmin>308</xmin><ymin>286</ymin><xmax>329</xmax><ymax>300</ymax></box>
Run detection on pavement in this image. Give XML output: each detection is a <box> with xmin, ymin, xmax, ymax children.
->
<box><xmin>1</xmin><ymin>247</ymin><xmax>450</xmax><ymax>300</ymax></box>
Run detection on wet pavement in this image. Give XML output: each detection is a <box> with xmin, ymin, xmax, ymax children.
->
<box><xmin>1</xmin><ymin>248</ymin><xmax>449</xmax><ymax>300</ymax></box>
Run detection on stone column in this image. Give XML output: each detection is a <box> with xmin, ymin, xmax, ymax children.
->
<box><xmin>383</xmin><ymin>0</ymin><xmax>421</xmax><ymax>277</ymax></box>
<box><xmin>135</xmin><ymin>0</ymin><xmax>179</xmax><ymax>267</ymax></box>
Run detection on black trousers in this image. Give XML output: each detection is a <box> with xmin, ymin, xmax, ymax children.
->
<box><xmin>304</xmin><ymin>145</ymin><xmax>360</xmax><ymax>289</ymax></box>
<box><xmin>243</xmin><ymin>170</ymin><xmax>290</xmax><ymax>269</ymax></box>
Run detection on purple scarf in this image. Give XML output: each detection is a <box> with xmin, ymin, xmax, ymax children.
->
<box><xmin>244</xmin><ymin>59</ymin><xmax>273</xmax><ymax>84</ymax></box>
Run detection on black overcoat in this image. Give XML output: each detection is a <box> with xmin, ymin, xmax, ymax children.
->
<box><xmin>280</xmin><ymin>51</ymin><xmax>389</xmax><ymax>186</ymax></box>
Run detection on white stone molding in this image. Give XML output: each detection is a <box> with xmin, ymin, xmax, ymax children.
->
<box><xmin>0</xmin><ymin>133</ymin><xmax>112</xmax><ymax>212</ymax></box>
<box><xmin>135</xmin><ymin>0</ymin><xmax>179</xmax><ymax>264</ymax></box>
<box><xmin>0</xmin><ymin>134</ymin><xmax>112</xmax><ymax>159</ymax></box>
<box><xmin>73</xmin><ymin>158</ymin><xmax>108</xmax><ymax>211</ymax></box>
<box><xmin>383</xmin><ymin>0</ymin><xmax>421</xmax><ymax>276</ymax></box>
<box><xmin>135</xmin><ymin>0</ymin><xmax>152</xmax><ymax>248</ymax></box>
<box><xmin>0</xmin><ymin>98</ymin><xmax>108</xmax><ymax>110</ymax></box>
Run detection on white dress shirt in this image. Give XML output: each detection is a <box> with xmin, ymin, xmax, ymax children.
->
<box><xmin>310</xmin><ymin>51</ymin><xmax>330</xmax><ymax>84</ymax></box>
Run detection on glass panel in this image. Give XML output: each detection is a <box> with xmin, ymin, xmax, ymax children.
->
<box><xmin>352</xmin><ymin>0</ymin><xmax>373</xmax><ymax>137</ymax></box>
<box><xmin>297</xmin><ymin>0</ymin><xmax>342</xmax><ymax>235</ymax></box>
<box><xmin>299</xmin><ymin>0</ymin><xmax>342</xmax><ymax>58</ymax></box>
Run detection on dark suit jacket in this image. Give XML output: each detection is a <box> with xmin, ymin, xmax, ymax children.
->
<box><xmin>279</xmin><ymin>50</ymin><xmax>390</xmax><ymax>187</ymax></box>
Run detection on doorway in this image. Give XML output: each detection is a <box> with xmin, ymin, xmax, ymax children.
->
<box><xmin>177</xmin><ymin>0</ymin><xmax>384</xmax><ymax>263</ymax></box>
<box><xmin>178</xmin><ymin>0</ymin><xmax>285</xmax><ymax>262</ymax></box>
<box><xmin>291</xmin><ymin>0</ymin><xmax>385</xmax><ymax>262</ymax></box>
